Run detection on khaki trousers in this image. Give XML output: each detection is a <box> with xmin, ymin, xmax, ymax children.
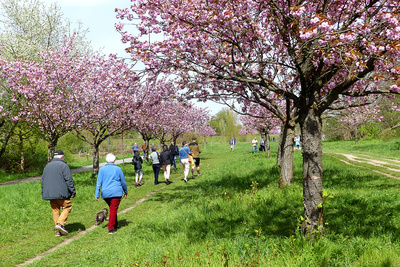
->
<box><xmin>50</xmin><ymin>199</ymin><xmax>72</xmax><ymax>226</ymax></box>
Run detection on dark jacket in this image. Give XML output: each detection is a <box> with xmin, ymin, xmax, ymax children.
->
<box><xmin>132</xmin><ymin>155</ymin><xmax>143</xmax><ymax>171</ymax></box>
<box><xmin>168</xmin><ymin>144</ymin><xmax>179</xmax><ymax>156</ymax></box>
<box><xmin>41</xmin><ymin>158</ymin><xmax>76</xmax><ymax>200</ymax></box>
<box><xmin>160</xmin><ymin>150</ymin><xmax>172</xmax><ymax>165</ymax></box>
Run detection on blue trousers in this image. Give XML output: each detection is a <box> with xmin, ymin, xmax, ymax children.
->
<box><xmin>152</xmin><ymin>164</ymin><xmax>161</xmax><ymax>184</ymax></box>
<box><xmin>172</xmin><ymin>155</ymin><xmax>177</xmax><ymax>170</ymax></box>
<box><xmin>252</xmin><ymin>146</ymin><xmax>257</xmax><ymax>154</ymax></box>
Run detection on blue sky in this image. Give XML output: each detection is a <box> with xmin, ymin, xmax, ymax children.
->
<box><xmin>42</xmin><ymin>0</ymin><xmax>225</xmax><ymax>115</ymax></box>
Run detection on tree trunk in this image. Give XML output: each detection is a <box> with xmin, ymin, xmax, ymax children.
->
<box><xmin>354</xmin><ymin>126</ymin><xmax>358</xmax><ymax>144</ymax></box>
<box><xmin>277</xmin><ymin>121</ymin><xmax>295</xmax><ymax>187</ymax></box>
<box><xmin>18</xmin><ymin>130</ymin><xmax>25</xmax><ymax>171</ymax></box>
<box><xmin>92</xmin><ymin>145</ymin><xmax>100</xmax><ymax>176</ymax></box>
<box><xmin>144</xmin><ymin>138</ymin><xmax>150</xmax><ymax>162</ymax></box>
<box><xmin>48</xmin><ymin>145</ymin><xmax>56</xmax><ymax>162</ymax></box>
<box><xmin>299</xmin><ymin>109</ymin><xmax>323</xmax><ymax>237</ymax></box>
<box><xmin>0</xmin><ymin>121</ymin><xmax>17</xmax><ymax>158</ymax></box>
<box><xmin>266</xmin><ymin>132</ymin><xmax>270</xmax><ymax>158</ymax></box>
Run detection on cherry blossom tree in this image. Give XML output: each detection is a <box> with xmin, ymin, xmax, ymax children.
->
<box><xmin>3</xmin><ymin>40</ymin><xmax>90</xmax><ymax>161</ymax></box>
<box><xmin>117</xmin><ymin>0</ymin><xmax>400</xmax><ymax>235</ymax></box>
<box><xmin>0</xmin><ymin>0</ymin><xmax>91</xmax><ymax>162</ymax></box>
<box><xmin>72</xmin><ymin>54</ymin><xmax>142</xmax><ymax>175</ymax></box>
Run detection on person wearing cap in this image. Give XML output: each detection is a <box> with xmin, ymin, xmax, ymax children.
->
<box><xmin>95</xmin><ymin>153</ymin><xmax>128</xmax><ymax>234</ymax></box>
<box><xmin>41</xmin><ymin>150</ymin><xmax>76</xmax><ymax>237</ymax></box>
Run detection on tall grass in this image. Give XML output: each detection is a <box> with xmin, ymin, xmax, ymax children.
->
<box><xmin>1</xmin><ymin>140</ymin><xmax>400</xmax><ymax>266</ymax></box>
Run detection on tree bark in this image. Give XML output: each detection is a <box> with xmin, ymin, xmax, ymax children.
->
<box><xmin>92</xmin><ymin>144</ymin><xmax>100</xmax><ymax>176</ymax></box>
<box><xmin>299</xmin><ymin>109</ymin><xmax>323</xmax><ymax>237</ymax></box>
<box><xmin>48</xmin><ymin>145</ymin><xmax>55</xmax><ymax>163</ymax></box>
<box><xmin>18</xmin><ymin>130</ymin><xmax>25</xmax><ymax>171</ymax></box>
<box><xmin>277</xmin><ymin>121</ymin><xmax>295</xmax><ymax>187</ymax></box>
<box><xmin>355</xmin><ymin>126</ymin><xmax>358</xmax><ymax>144</ymax></box>
<box><xmin>266</xmin><ymin>132</ymin><xmax>271</xmax><ymax>158</ymax></box>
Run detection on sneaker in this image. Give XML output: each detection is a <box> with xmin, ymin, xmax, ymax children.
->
<box><xmin>55</xmin><ymin>230</ymin><xmax>61</xmax><ymax>237</ymax></box>
<box><xmin>192</xmin><ymin>175</ymin><xmax>195</xmax><ymax>179</ymax></box>
<box><xmin>184</xmin><ymin>179</ymin><xmax>188</xmax><ymax>183</ymax></box>
<box><xmin>55</xmin><ymin>223</ymin><xmax>68</xmax><ymax>236</ymax></box>
<box><xmin>198</xmin><ymin>173</ymin><xmax>202</xmax><ymax>176</ymax></box>
<box><xmin>138</xmin><ymin>181</ymin><xmax>142</xmax><ymax>186</ymax></box>
<box><xmin>108</xmin><ymin>229</ymin><xmax>117</xmax><ymax>234</ymax></box>
<box><xmin>136</xmin><ymin>184</ymin><xmax>139</xmax><ymax>188</ymax></box>
<box><xmin>166</xmin><ymin>179</ymin><xmax>170</xmax><ymax>185</ymax></box>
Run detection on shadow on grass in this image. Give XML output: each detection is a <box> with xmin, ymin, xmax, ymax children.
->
<box><xmin>145</xmin><ymin>162</ymin><xmax>303</xmax><ymax>242</ymax></box>
<box><xmin>143</xmin><ymin>153</ymin><xmax>400</xmax><ymax>244</ymax></box>
<box><xmin>67</xmin><ymin>222</ymin><xmax>86</xmax><ymax>233</ymax></box>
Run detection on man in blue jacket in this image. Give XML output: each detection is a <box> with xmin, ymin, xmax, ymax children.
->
<box><xmin>95</xmin><ymin>153</ymin><xmax>128</xmax><ymax>234</ymax></box>
<box><xmin>41</xmin><ymin>150</ymin><xmax>76</xmax><ymax>236</ymax></box>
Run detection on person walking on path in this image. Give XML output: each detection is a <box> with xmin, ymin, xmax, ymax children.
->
<box><xmin>168</xmin><ymin>140</ymin><xmax>179</xmax><ymax>171</ymax></box>
<box><xmin>132</xmin><ymin>151</ymin><xmax>143</xmax><ymax>187</ymax></box>
<box><xmin>160</xmin><ymin>145</ymin><xmax>172</xmax><ymax>185</ymax></box>
<box><xmin>141</xmin><ymin>143</ymin><xmax>146</xmax><ymax>158</ymax></box>
<box><xmin>95</xmin><ymin>153</ymin><xmax>128</xmax><ymax>234</ymax></box>
<box><xmin>229</xmin><ymin>138</ymin><xmax>236</xmax><ymax>151</ymax></box>
<box><xmin>252</xmin><ymin>137</ymin><xmax>258</xmax><ymax>154</ymax></box>
<box><xmin>189</xmin><ymin>137</ymin><xmax>202</xmax><ymax>178</ymax></box>
<box><xmin>259</xmin><ymin>136</ymin><xmax>265</xmax><ymax>152</ymax></box>
<box><xmin>179</xmin><ymin>141</ymin><xmax>191</xmax><ymax>183</ymax></box>
<box><xmin>41</xmin><ymin>150</ymin><xmax>76</xmax><ymax>237</ymax></box>
<box><xmin>149</xmin><ymin>147</ymin><xmax>162</xmax><ymax>185</ymax></box>
<box><xmin>132</xmin><ymin>143</ymin><xmax>138</xmax><ymax>154</ymax></box>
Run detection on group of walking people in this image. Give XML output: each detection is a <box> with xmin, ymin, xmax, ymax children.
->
<box><xmin>41</xmin><ymin>137</ymin><xmax>203</xmax><ymax>237</ymax></box>
<box><xmin>138</xmin><ymin>137</ymin><xmax>202</xmax><ymax>185</ymax></box>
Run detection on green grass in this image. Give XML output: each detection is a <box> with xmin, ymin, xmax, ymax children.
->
<box><xmin>323</xmin><ymin>138</ymin><xmax>400</xmax><ymax>159</ymax></box>
<box><xmin>1</xmin><ymin>140</ymin><xmax>400</xmax><ymax>266</ymax></box>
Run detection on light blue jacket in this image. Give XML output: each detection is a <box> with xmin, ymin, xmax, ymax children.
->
<box><xmin>95</xmin><ymin>163</ymin><xmax>127</xmax><ymax>199</ymax></box>
<box><xmin>179</xmin><ymin>146</ymin><xmax>191</xmax><ymax>160</ymax></box>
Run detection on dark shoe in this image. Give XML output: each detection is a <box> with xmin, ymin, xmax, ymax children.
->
<box><xmin>55</xmin><ymin>223</ymin><xmax>68</xmax><ymax>236</ymax></box>
<box><xmin>108</xmin><ymin>229</ymin><xmax>117</xmax><ymax>234</ymax></box>
<box><xmin>192</xmin><ymin>175</ymin><xmax>195</xmax><ymax>179</ymax></box>
<box><xmin>184</xmin><ymin>179</ymin><xmax>188</xmax><ymax>183</ymax></box>
<box><xmin>166</xmin><ymin>179</ymin><xmax>170</xmax><ymax>185</ymax></box>
<box><xmin>136</xmin><ymin>184</ymin><xmax>139</xmax><ymax>188</ymax></box>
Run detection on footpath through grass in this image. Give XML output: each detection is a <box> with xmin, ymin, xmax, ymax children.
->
<box><xmin>1</xmin><ymin>141</ymin><xmax>400</xmax><ymax>266</ymax></box>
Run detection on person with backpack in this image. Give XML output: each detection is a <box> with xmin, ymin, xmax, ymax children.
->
<box><xmin>168</xmin><ymin>140</ymin><xmax>179</xmax><ymax>171</ymax></box>
<box><xmin>149</xmin><ymin>147</ymin><xmax>161</xmax><ymax>185</ymax></box>
<box><xmin>132</xmin><ymin>151</ymin><xmax>143</xmax><ymax>187</ymax></box>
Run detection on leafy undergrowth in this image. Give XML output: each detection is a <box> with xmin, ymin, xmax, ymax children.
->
<box><xmin>1</xmin><ymin>142</ymin><xmax>400</xmax><ymax>266</ymax></box>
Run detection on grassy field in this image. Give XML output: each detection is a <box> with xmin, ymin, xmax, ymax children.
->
<box><xmin>1</xmin><ymin>140</ymin><xmax>400</xmax><ymax>266</ymax></box>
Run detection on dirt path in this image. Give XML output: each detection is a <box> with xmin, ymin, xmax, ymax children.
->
<box><xmin>330</xmin><ymin>153</ymin><xmax>400</xmax><ymax>180</ymax></box>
